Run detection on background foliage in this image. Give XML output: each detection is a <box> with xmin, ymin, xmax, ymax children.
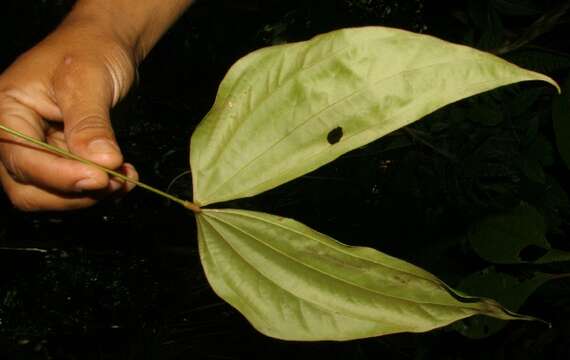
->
<box><xmin>1</xmin><ymin>0</ymin><xmax>570</xmax><ymax>359</ymax></box>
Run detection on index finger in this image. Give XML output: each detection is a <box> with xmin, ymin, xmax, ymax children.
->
<box><xmin>0</xmin><ymin>96</ymin><xmax>110</xmax><ymax>193</ymax></box>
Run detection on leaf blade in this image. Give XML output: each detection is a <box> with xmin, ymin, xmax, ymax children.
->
<box><xmin>197</xmin><ymin>208</ymin><xmax>534</xmax><ymax>341</ymax></box>
<box><xmin>191</xmin><ymin>26</ymin><xmax>558</xmax><ymax>206</ymax></box>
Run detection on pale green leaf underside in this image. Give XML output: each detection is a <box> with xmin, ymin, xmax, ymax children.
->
<box><xmin>190</xmin><ymin>26</ymin><xmax>558</xmax><ymax>206</ymax></box>
<box><xmin>196</xmin><ymin>208</ymin><xmax>532</xmax><ymax>341</ymax></box>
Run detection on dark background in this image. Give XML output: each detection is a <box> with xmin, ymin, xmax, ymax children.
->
<box><xmin>1</xmin><ymin>0</ymin><xmax>570</xmax><ymax>359</ymax></box>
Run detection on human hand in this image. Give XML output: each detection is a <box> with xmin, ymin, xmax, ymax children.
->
<box><xmin>0</xmin><ymin>18</ymin><xmax>139</xmax><ymax>211</ymax></box>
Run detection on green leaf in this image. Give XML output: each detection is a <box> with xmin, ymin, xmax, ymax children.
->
<box><xmin>196</xmin><ymin>208</ymin><xmax>536</xmax><ymax>341</ymax></box>
<box><xmin>553</xmin><ymin>76</ymin><xmax>570</xmax><ymax>169</ymax></box>
<box><xmin>456</xmin><ymin>267</ymin><xmax>562</xmax><ymax>338</ymax></box>
<box><xmin>468</xmin><ymin>203</ymin><xmax>570</xmax><ymax>263</ymax></box>
<box><xmin>190</xmin><ymin>26</ymin><xmax>558</xmax><ymax>206</ymax></box>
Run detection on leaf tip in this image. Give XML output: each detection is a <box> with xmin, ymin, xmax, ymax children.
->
<box><xmin>537</xmin><ymin>74</ymin><xmax>561</xmax><ymax>94</ymax></box>
<box><xmin>550</xmin><ymin>79</ymin><xmax>562</xmax><ymax>95</ymax></box>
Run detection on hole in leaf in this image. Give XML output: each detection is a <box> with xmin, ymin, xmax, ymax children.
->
<box><xmin>327</xmin><ymin>127</ymin><xmax>343</xmax><ymax>144</ymax></box>
<box><xmin>518</xmin><ymin>245</ymin><xmax>548</xmax><ymax>262</ymax></box>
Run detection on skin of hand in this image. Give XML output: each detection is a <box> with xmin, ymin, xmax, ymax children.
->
<box><xmin>0</xmin><ymin>0</ymin><xmax>192</xmax><ymax>211</ymax></box>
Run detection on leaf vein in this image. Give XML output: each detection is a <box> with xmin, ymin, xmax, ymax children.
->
<box><xmin>205</xmin><ymin>210</ymin><xmax>476</xmax><ymax>309</ymax></box>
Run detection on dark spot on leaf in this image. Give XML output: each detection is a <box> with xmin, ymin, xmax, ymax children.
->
<box><xmin>327</xmin><ymin>127</ymin><xmax>343</xmax><ymax>144</ymax></box>
<box><xmin>518</xmin><ymin>245</ymin><xmax>549</xmax><ymax>262</ymax></box>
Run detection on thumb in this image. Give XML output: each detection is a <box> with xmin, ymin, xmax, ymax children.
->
<box><xmin>54</xmin><ymin>57</ymin><xmax>123</xmax><ymax>170</ymax></box>
<box><xmin>65</xmin><ymin>110</ymin><xmax>123</xmax><ymax>169</ymax></box>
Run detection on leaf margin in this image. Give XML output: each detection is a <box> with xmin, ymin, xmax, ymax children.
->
<box><xmin>196</xmin><ymin>208</ymin><xmax>537</xmax><ymax>341</ymax></box>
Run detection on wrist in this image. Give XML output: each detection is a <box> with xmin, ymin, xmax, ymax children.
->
<box><xmin>64</xmin><ymin>0</ymin><xmax>193</xmax><ymax>64</ymax></box>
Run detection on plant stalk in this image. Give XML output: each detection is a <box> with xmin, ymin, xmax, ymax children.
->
<box><xmin>0</xmin><ymin>124</ymin><xmax>201</xmax><ymax>213</ymax></box>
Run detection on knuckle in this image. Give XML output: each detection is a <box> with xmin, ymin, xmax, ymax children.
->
<box><xmin>59</xmin><ymin>54</ymin><xmax>98</xmax><ymax>78</ymax></box>
<box><xmin>3</xmin><ymin>151</ymin><xmax>27</xmax><ymax>184</ymax></box>
<box><xmin>55</xmin><ymin>56</ymin><xmax>107</xmax><ymax>100</ymax></box>
<box><xmin>0</xmin><ymin>163</ymin><xmax>40</xmax><ymax>212</ymax></box>
<box><xmin>57</xmin><ymin>54</ymin><xmax>109</xmax><ymax>87</ymax></box>
<box><xmin>0</xmin><ymin>87</ymin><xmax>24</xmax><ymax>113</ymax></box>
<box><xmin>0</xmin><ymin>86</ymin><xmax>16</xmax><ymax>100</ymax></box>
<box><xmin>67</xmin><ymin>114</ymin><xmax>111</xmax><ymax>137</ymax></box>
<box><xmin>6</xmin><ymin>188</ymin><xmax>37</xmax><ymax>212</ymax></box>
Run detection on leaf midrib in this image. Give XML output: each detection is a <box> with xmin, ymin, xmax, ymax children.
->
<box><xmin>204</xmin><ymin>210</ymin><xmax>479</xmax><ymax>309</ymax></box>
<box><xmin>201</xmin><ymin>57</ymin><xmax>499</xmax><ymax>203</ymax></box>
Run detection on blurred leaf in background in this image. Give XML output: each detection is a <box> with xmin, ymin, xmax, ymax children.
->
<box><xmin>455</xmin><ymin>267</ymin><xmax>566</xmax><ymax>338</ymax></box>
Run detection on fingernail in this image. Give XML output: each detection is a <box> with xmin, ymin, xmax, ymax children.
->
<box><xmin>88</xmin><ymin>139</ymin><xmax>118</xmax><ymax>154</ymax></box>
<box><xmin>75</xmin><ymin>178</ymin><xmax>99</xmax><ymax>191</ymax></box>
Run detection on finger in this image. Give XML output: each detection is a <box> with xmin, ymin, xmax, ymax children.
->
<box><xmin>7</xmin><ymin>145</ymin><xmax>110</xmax><ymax>193</ymax></box>
<box><xmin>53</xmin><ymin>56</ymin><xmax>123</xmax><ymax>170</ymax></box>
<box><xmin>0</xmin><ymin>102</ymin><xmax>110</xmax><ymax>193</ymax></box>
<box><xmin>107</xmin><ymin>162</ymin><xmax>139</xmax><ymax>196</ymax></box>
<box><xmin>46</xmin><ymin>128</ymin><xmax>139</xmax><ymax>194</ymax></box>
<box><xmin>123</xmin><ymin>163</ymin><xmax>139</xmax><ymax>192</ymax></box>
<box><xmin>0</xmin><ymin>163</ymin><xmax>99</xmax><ymax>211</ymax></box>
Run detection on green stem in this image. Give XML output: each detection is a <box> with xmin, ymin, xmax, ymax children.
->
<box><xmin>0</xmin><ymin>124</ymin><xmax>201</xmax><ymax>213</ymax></box>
